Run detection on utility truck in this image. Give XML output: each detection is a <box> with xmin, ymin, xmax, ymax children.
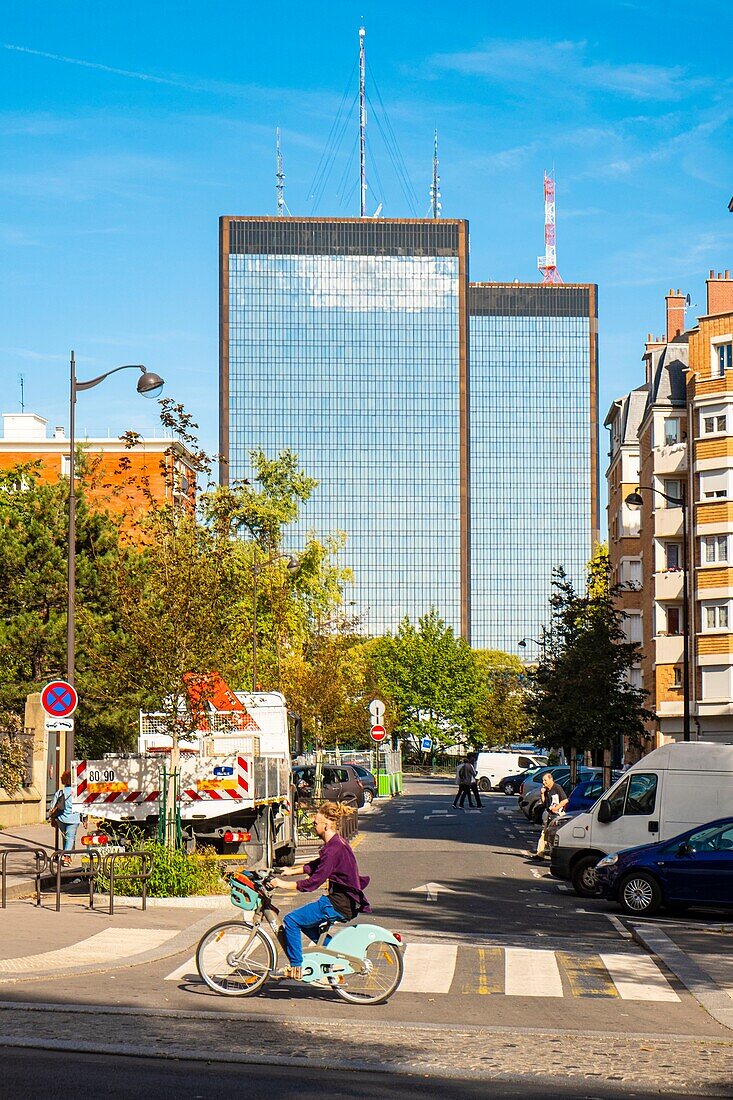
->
<box><xmin>71</xmin><ymin>678</ymin><xmax>301</xmax><ymax>867</ymax></box>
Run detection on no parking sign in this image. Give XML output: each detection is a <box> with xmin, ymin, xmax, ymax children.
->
<box><xmin>41</xmin><ymin>680</ymin><xmax>78</xmax><ymax>719</ymax></box>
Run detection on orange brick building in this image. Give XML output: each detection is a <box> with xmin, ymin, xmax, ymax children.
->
<box><xmin>0</xmin><ymin>412</ymin><xmax>197</xmax><ymax>535</ymax></box>
<box><xmin>607</xmin><ymin>272</ymin><xmax>733</xmax><ymax>751</ymax></box>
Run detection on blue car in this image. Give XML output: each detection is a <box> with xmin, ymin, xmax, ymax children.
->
<box><xmin>564</xmin><ymin>772</ymin><xmax>623</xmax><ymax>815</ymax></box>
<box><xmin>596</xmin><ymin>817</ymin><xmax>733</xmax><ymax>916</ymax></box>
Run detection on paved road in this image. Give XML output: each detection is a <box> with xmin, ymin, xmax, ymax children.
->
<box><xmin>1</xmin><ymin>778</ymin><xmax>732</xmax><ymax>1095</ymax></box>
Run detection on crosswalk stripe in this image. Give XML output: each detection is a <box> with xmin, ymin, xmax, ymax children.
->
<box><xmin>0</xmin><ymin>928</ymin><xmax>178</xmax><ymax>975</ymax></box>
<box><xmin>600</xmin><ymin>952</ymin><xmax>680</xmax><ymax>1002</ymax></box>
<box><xmin>557</xmin><ymin>951</ymin><xmax>618</xmax><ymax>998</ymax></box>
<box><xmin>400</xmin><ymin>943</ymin><xmax>458</xmax><ymax>993</ymax></box>
<box><xmin>164</xmin><ymin>955</ymin><xmax>199</xmax><ymax>982</ymax></box>
<box><xmin>505</xmin><ymin>947</ymin><xmax>563</xmax><ymax>997</ymax></box>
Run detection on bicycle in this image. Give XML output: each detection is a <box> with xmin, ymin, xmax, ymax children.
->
<box><xmin>196</xmin><ymin>869</ymin><xmax>404</xmax><ymax>1005</ymax></box>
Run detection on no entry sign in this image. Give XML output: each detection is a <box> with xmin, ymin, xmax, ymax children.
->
<box><xmin>370</xmin><ymin>724</ymin><xmax>387</xmax><ymax>743</ymax></box>
<box><xmin>41</xmin><ymin>680</ymin><xmax>78</xmax><ymax>719</ymax></box>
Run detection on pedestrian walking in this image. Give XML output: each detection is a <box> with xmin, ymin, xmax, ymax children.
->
<box><xmin>530</xmin><ymin>772</ymin><xmax>568</xmax><ymax>860</ymax></box>
<box><xmin>49</xmin><ymin>769</ymin><xmax>80</xmax><ymax>866</ymax></box>
<box><xmin>453</xmin><ymin>756</ymin><xmax>478</xmax><ymax>809</ymax></box>
<box><xmin>467</xmin><ymin>752</ymin><xmax>483</xmax><ymax>808</ymax></box>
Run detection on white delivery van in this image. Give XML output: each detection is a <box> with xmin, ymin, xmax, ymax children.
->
<box><xmin>550</xmin><ymin>742</ymin><xmax>733</xmax><ymax>896</ymax></box>
<box><xmin>474</xmin><ymin>750</ymin><xmax>547</xmax><ymax>792</ymax></box>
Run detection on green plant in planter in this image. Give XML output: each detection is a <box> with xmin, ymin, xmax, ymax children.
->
<box><xmin>96</xmin><ymin>830</ymin><xmax>227</xmax><ymax>897</ymax></box>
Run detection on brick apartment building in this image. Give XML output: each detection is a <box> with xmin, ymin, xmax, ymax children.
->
<box><xmin>606</xmin><ymin>272</ymin><xmax>733</xmax><ymax>750</ymax></box>
<box><xmin>0</xmin><ymin>412</ymin><xmax>197</xmax><ymax>535</ymax></box>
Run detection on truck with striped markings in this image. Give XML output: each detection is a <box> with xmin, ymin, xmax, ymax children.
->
<box><xmin>71</xmin><ymin>689</ymin><xmax>300</xmax><ymax>866</ymax></box>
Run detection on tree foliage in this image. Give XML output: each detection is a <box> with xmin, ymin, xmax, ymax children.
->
<box><xmin>526</xmin><ymin>546</ymin><xmax>653</xmax><ymax>754</ymax></box>
<box><xmin>474</xmin><ymin>650</ymin><xmax>530</xmax><ymax>747</ymax></box>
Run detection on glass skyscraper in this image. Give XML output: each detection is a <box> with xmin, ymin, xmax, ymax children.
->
<box><xmin>220</xmin><ymin>218</ymin><xmax>470</xmax><ymax>637</ymax></box>
<box><xmin>469</xmin><ymin>283</ymin><xmax>599</xmax><ymax>653</ymax></box>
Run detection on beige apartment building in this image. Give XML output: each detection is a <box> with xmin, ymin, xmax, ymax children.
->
<box><xmin>607</xmin><ymin>273</ymin><xmax>733</xmax><ymax>751</ymax></box>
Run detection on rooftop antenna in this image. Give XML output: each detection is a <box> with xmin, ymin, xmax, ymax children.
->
<box><xmin>359</xmin><ymin>26</ymin><xmax>367</xmax><ymax>217</ymax></box>
<box><xmin>429</xmin><ymin>129</ymin><xmax>441</xmax><ymax>218</ymax></box>
<box><xmin>18</xmin><ymin>373</ymin><xmax>25</xmax><ymax>412</ymax></box>
<box><xmin>276</xmin><ymin>128</ymin><xmax>285</xmax><ymax>216</ymax></box>
<box><xmin>537</xmin><ymin>170</ymin><xmax>563</xmax><ymax>284</ymax></box>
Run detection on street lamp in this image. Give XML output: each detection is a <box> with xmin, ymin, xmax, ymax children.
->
<box><xmin>625</xmin><ymin>484</ymin><xmax>691</xmax><ymax>742</ymax></box>
<box><xmin>518</xmin><ymin>637</ymin><xmax>545</xmax><ymax>652</ymax></box>
<box><xmin>251</xmin><ymin>551</ymin><xmax>300</xmax><ymax>691</ymax></box>
<box><xmin>66</xmin><ymin>351</ymin><xmax>164</xmax><ymax>767</ymax></box>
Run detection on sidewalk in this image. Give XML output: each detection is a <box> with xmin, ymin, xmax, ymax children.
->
<box><xmin>632</xmin><ymin>924</ymin><xmax>733</xmax><ymax>1031</ymax></box>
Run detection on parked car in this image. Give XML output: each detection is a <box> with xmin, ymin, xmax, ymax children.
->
<box><xmin>351</xmin><ymin>764</ymin><xmax>377</xmax><ymax>804</ymax></box>
<box><xmin>292</xmin><ymin>764</ymin><xmax>365</xmax><ymax>808</ymax></box>
<box><xmin>564</xmin><ymin>772</ymin><xmax>623</xmax><ymax>815</ymax></box>
<box><xmin>596</xmin><ymin>817</ymin><xmax>733</xmax><ymax>916</ymax></box>
<box><xmin>520</xmin><ymin>766</ymin><xmax>598</xmax><ymax>822</ymax></box>
<box><xmin>499</xmin><ymin>766</ymin><xmax>546</xmax><ymax>796</ymax></box>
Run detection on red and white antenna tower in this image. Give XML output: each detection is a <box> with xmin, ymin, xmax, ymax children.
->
<box><xmin>537</xmin><ymin>171</ymin><xmax>563</xmax><ymax>284</ymax></box>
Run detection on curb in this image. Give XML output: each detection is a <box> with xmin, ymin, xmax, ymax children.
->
<box><xmin>631</xmin><ymin>924</ymin><xmax>733</xmax><ymax>1032</ymax></box>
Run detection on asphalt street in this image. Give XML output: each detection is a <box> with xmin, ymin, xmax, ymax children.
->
<box><xmin>0</xmin><ymin>777</ymin><xmax>728</xmax><ymax>1038</ymax></box>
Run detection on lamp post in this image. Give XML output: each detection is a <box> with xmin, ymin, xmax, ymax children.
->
<box><xmin>518</xmin><ymin>637</ymin><xmax>546</xmax><ymax>654</ymax></box>
<box><xmin>625</xmin><ymin>484</ymin><xmax>691</xmax><ymax>742</ymax></box>
<box><xmin>66</xmin><ymin>352</ymin><xmax>164</xmax><ymax>767</ymax></box>
<box><xmin>251</xmin><ymin>550</ymin><xmax>300</xmax><ymax>691</ymax></box>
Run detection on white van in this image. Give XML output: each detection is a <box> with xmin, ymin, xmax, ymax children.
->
<box><xmin>550</xmin><ymin>742</ymin><xmax>733</xmax><ymax>896</ymax></box>
<box><xmin>474</xmin><ymin>750</ymin><xmax>547</xmax><ymax>792</ymax></box>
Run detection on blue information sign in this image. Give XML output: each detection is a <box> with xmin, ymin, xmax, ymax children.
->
<box><xmin>420</xmin><ymin>737</ymin><xmax>433</xmax><ymax>752</ymax></box>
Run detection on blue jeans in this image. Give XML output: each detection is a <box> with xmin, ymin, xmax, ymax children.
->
<box><xmin>58</xmin><ymin>821</ymin><xmax>78</xmax><ymax>853</ymax></box>
<box><xmin>282</xmin><ymin>895</ymin><xmax>345</xmax><ymax>966</ymax></box>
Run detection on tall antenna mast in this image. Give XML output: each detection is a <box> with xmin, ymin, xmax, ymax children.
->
<box><xmin>537</xmin><ymin>170</ymin><xmax>562</xmax><ymax>283</ymax></box>
<box><xmin>359</xmin><ymin>26</ymin><xmax>367</xmax><ymax>217</ymax></box>
<box><xmin>430</xmin><ymin>129</ymin><xmax>441</xmax><ymax>218</ymax></box>
<box><xmin>18</xmin><ymin>373</ymin><xmax>25</xmax><ymax>412</ymax></box>
<box><xmin>276</xmin><ymin>127</ymin><xmax>285</xmax><ymax>216</ymax></box>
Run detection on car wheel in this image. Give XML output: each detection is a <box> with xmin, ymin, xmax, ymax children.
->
<box><xmin>503</xmin><ymin>781</ymin><xmax>516</xmax><ymax>795</ymax></box>
<box><xmin>618</xmin><ymin>871</ymin><xmax>662</xmax><ymax>916</ymax></box>
<box><xmin>362</xmin><ymin>788</ymin><xmax>374</xmax><ymax>805</ymax></box>
<box><xmin>478</xmin><ymin>777</ymin><xmax>492</xmax><ymax>793</ymax></box>
<box><xmin>571</xmin><ymin>855</ymin><xmax>601</xmax><ymax>897</ymax></box>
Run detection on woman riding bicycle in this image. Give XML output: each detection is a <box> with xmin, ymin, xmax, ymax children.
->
<box><xmin>272</xmin><ymin>801</ymin><xmax>370</xmax><ymax>980</ymax></box>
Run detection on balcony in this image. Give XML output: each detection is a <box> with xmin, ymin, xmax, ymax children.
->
<box><xmin>654</xmin><ymin>569</ymin><xmax>684</xmax><ymax>600</ymax></box>
<box><xmin>653</xmin><ymin>444</ymin><xmax>687</xmax><ymax>476</ymax></box>
<box><xmin>654</xmin><ymin>634</ymin><xmax>684</xmax><ymax>663</ymax></box>
<box><xmin>654</xmin><ymin>507</ymin><xmax>684</xmax><ymax>538</ymax></box>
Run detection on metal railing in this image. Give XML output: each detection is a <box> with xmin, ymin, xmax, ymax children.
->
<box><xmin>0</xmin><ymin>847</ymin><xmax>48</xmax><ymax>908</ymax></box>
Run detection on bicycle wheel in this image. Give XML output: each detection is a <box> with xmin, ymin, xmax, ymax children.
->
<box><xmin>196</xmin><ymin>921</ymin><xmax>275</xmax><ymax>997</ymax></box>
<box><xmin>329</xmin><ymin>941</ymin><xmax>404</xmax><ymax>1005</ymax></box>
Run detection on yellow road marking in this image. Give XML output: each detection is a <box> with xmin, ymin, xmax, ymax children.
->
<box><xmin>462</xmin><ymin>947</ymin><xmax>503</xmax><ymax>995</ymax></box>
<box><xmin>557</xmin><ymin>952</ymin><xmax>619</xmax><ymax>998</ymax></box>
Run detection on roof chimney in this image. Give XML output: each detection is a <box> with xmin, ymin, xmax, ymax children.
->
<box><xmin>665</xmin><ymin>289</ymin><xmax>686</xmax><ymax>342</ymax></box>
<box><xmin>706</xmin><ymin>269</ymin><xmax>733</xmax><ymax>316</ymax></box>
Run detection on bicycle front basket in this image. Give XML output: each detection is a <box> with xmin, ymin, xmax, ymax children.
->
<box><xmin>230</xmin><ymin>873</ymin><xmax>260</xmax><ymax>912</ymax></box>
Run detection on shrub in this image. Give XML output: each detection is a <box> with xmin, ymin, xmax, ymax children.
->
<box><xmin>97</xmin><ymin>833</ymin><xmax>227</xmax><ymax>897</ymax></box>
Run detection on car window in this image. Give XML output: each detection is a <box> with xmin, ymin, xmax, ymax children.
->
<box><xmin>333</xmin><ymin>768</ymin><xmax>349</xmax><ymax>782</ymax></box>
<box><xmin>687</xmin><ymin>823</ymin><xmax>733</xmax><ymax>852</ymax></box>
<box><xmin>518</xmin><ymin>756</ymin><xmax>533</xmax><ymax>769</ymax></box>
<box><xmin>606</xmin><ymin>777</ymin><xmax>629</xmax><ymax>820</ymax></box>
<box><xmin>322</xmin><ymin>768</ymin><xmax>337</xmax><ymax>784</ymax></box>
<box><xmin>623</xmin><ymin>774</ymin><xmax>658</xmax><ymax>816</ymax></box>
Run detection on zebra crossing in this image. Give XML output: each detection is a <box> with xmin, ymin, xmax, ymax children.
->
<box><xmin>164</xmin><ymin>939</ymin><xmax>681</xmax><ymax>1002</ymax></box>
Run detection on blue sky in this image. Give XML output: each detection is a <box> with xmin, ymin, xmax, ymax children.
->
<box><xmin>1</xmin><ymin>1</ymin><xmax>731</xmax><ymax>494</ymax></box>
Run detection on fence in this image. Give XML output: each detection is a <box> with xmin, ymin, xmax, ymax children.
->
<box><xmin>0</xmin><ymin>843</ymin><xmax>154</xmax><ymax>914</ymax></box>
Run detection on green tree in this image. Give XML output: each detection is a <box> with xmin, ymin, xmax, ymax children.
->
<box><xmin>370</xmin><ymin>610</ymin><xmax>481</xmax><ymax>749</ymax></box>
<box><xmin>0</xmin><ymin>711</ymin><xmax>27</xmax><ymax>794</ymax></box>
<box><xmin>474</xmin><ymin>650</ymin><xmax>529</xmax><ymax>746</ymax></box>
<box><xmin>527</xmin><ymin>547</ymin><xmax>652</xmax><ymax>757</ymax></box>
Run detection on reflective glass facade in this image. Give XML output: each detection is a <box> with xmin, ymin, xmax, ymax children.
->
<box><xmin>469</xmin><ymin>284</ymin><xmax>599</xmax><ymax>654</ymax></box>
<box><xmin>222</xmin><ymin>218</ymin><xmax>468</xmax><ymax>636</ymax></box>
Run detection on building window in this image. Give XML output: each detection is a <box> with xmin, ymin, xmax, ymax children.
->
<box><xmin>703</xmin><ymin>413</ymin><xmax>727</xmax><ymax>434</ymax></box>
<box><xmin>663</xmin><ymin>479</ymin><xmax>682</xmax><ymax>505</ymax></box>
<box><xmin>624</xmin><ymin>611</ymin><xmax>643</xmax><ymax>643</ymax></box>
<box><xmin>700</xmin><ymin>471</ymin><xmax>728</xmax><ymax>499</ymax></box>
<box><xmin>620</xmin><ymin>558</ymin><xmax>642</xmax><ymax>586</ymax></box>
<box><xmin>717</xmin><ymin>342</ymin><xmax>733</xmax><ymax>375</ymax></box>
<box><xmin>702</xmin><ymin>665</ymin><xmax>730</xmax><ymax>700</ymax></box>
<box><xmin>61</xmin><ymin>454</ymin><xmax>71</xmax><ymax>478</ymax></box>
<box><xmin>666</xmin><ymin>606</ymin><xmax>682</xmax><ymax>635</ymax></box>
<box><xmin>664</xmin><ymin>418</ymin><xmax>680</xmax><ymax>445</ymax></box>
<box><xmin>672</xmin><ymin>666</ymin><xmax>682</xmax><ymax>688</ymax></box>
<box><xmin>704</xmin><ymin>602</ymin><xmax>729</xmax><ymax>631</ymax></box>
<box><xmin>665</xmin><ymin>543</ymin><xmax>681</xmax><ymax>569</ymax></box>
<box><xmin>628</xmin><ymin>666</ymin><xmax>642</xmax><ymax>689</ymax></box>
<box><xmin>701</xmin><ymin>535</ymin><xmax>728</xmax><ymax>564</ymax></box>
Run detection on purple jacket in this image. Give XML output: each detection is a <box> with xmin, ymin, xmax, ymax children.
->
<box><xmin>297</xmin><ymin>833</ymin><xmax>371</xmax><ymax>914</ymax></box>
